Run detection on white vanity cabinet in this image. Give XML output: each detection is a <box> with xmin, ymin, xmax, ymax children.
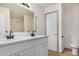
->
<box><xmin>0</xmin><ymin>36</ymin><xmax>48</xmax><ymax>56</ymax></box>
<box><xmin>34</xmin><ymin>38</ymin><xmax>48</xmax><ymax>56</ymax></box>
<box><xmin>0</xmin><ymin>40</ymin><xmax>34</xmax><ymax>56</ymax></box>
<box><xmin>18</xmin><ymin>48</ymin><xmax>34</xmax><ymax>56</ymax></box>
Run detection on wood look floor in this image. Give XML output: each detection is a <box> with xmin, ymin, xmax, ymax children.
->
<box><xmin>48</xmin><ymin>48</ymin><xmax>72</xmax><ymax>56</ymax></box>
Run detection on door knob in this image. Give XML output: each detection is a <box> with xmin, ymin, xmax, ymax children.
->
<box><xmin>62</xmin><ymin>35</ymin><xmax>64</xmax><ymax>38</ymax></box>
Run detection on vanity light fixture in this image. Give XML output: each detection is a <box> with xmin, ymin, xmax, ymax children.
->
<box><xmin>20</xmin><ymin>3</ymin><xmax>30</xmax><ymax>8</ymax></box>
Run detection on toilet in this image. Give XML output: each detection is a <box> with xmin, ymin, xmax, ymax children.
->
<box><xmin>71</xmin><ymin>33</ymin><xmax>79</xmax><ymax>56</ymax></box>
<box><xmin>71</xmin><ymin>44</ymin><xmax>79</xmax><ymax>56</ymax></box>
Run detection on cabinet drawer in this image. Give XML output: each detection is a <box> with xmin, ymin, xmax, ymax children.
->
<box><xmin>34</xmin><ymin>44</ymin><xmax>48</xmax><ymax>56</ymax></box>
<box><xmin>34</xmin><ymin>38</ymin><xmax>43</xmax><ymax>46</ymax></box>
<box><xmin>19</xmin><ymin>48</ymin><xmax>34</xmax><ymax>56</ymax></box>
<box><xmin>43</xmin><ymin>47</ymin><xmax>48</xmax><ymax>56</ymax></box>
<box><xmin>0</xmin><ymin>40</ymin><xmax>33</xmax><ymax>56</ymax></box>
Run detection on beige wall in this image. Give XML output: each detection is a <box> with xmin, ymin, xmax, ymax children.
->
<box><xmin>24</xmin><ymin>15</ymin><xmax>34</xmax><ymax>32</ymax></box>
<box><xmin>0</xmin><ymin>7</ymin><xmax>10</xmax><ymax>31</ymax></box>
<box><xmin>11</xmin><ymin>18</ymin><xmax>24</xmax><ymax>32</ymax></box>
<box><xmin>11</xmin><ymin>14</ymin><xmax>34</xmax><ymax>32</ymax></box>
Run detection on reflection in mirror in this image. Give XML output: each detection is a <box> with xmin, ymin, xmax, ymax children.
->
<box><xmin>11</xmin><ymin>14</ymin><xmax>34</xmax><ymax>32</ymax></box>
<box><xmin>24</xmin><ymin>14</ymin><xmax>34</xmax><ymax>32</ymax></box>
<box><xmin>0</xmin><ymin>3</ymin><xmax>35</xmax><ymax>32</ymax></box>
<box><xmin>10</xmin><ymin>4</ymin><xmax>35</xmax><ymax>32</ymax></box>
<box><xmin>11</xmin><ymin>17</ymin><xmax>24</xmax><ymax>32</ymax></box>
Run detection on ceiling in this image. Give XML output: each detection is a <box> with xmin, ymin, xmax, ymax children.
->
<box><xmin>34</xmin><ymin>3</ymin><xmax>56</xmax><ymax>8</ymax></box>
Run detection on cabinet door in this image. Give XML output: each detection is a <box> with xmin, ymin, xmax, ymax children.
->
<box><xmin>34</xmin><ymin>44</ymin><xmax>45</xmax><ymax>56</ymax></box>
<box><xmin>43</xmin><ymin>47</ymin><xmax>48</xmax><ymax>56</ymax></box>
<box><xmin>43</xmin><ymin>38</ymin><xmax>48</xmax><ymax>56</ymax></box>
<box><xmin>34</xmin><ymin>38</ymin><xmax>48</xmax><ymax>56</ymax></box>
<box><xmin>43</xmin><ymin>38</ymin><xmax>48</xmax><ymax>48</ymax></box>
<box><xmin>19</xmin><ymin>48</ymin><xmax>34</xmax><ymax>56</ymax></box>
<box><xmin>0</xmin><ymin>40</ymin><xmax>33</xmax><ymax>56</ymax></box>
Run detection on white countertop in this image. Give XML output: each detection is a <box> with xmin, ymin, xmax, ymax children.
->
<box><xmin>0</xmin><ymin>35</ymin><xmax>48</xmax><ymax>47</ymax></box>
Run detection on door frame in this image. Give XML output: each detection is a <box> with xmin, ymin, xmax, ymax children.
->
<box><xmin>45</xmin><ymin>11</ymin><xmax>59</xmax><ymax>53</ymax></box>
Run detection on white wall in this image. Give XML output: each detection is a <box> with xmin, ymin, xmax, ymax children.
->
<box><xmin>45</xmin><ymin>4</ymin><xmax>63</xmax><ymax>52</ymax></box>
<box><xmin>30</xmin><ymin>3</ymin><xmax>46</xmax><ymax>35</ymax></box>
<box><xmin>62</xmin><ymin>4</ymin><xmax>74</xmax><ymax>49</ymax></box>
<box><xmin>45</xmin><ymin>3</ymin><xmax>79</xmax><ymax>51</ymax></box>
<box><xmin>62</xmin><ymin>4</ymin><xmax>79</xmax><ymax>49</ymax></box>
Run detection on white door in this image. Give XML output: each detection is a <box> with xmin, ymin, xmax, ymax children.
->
<box><xmin>0</xmin><ymin>13</ymin><xmax>5</xmax><ymax>39</ymax></box>
<box><xmin>46</xmin><ymin>11</ymin><xmax>58</xmax><ymax>51</ymax></box>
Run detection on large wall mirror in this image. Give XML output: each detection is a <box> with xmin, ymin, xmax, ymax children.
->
<box><xmin>0</xmin><ymin>3</ymin><xmax>36</xmax><ymax>32</ymax></box>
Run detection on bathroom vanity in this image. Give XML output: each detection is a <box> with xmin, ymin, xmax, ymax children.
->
<box><xmin>0</xmin><ymin>35</ymin><xmax>48</xmax><ymax>56</ymax></box>
<box><xmin>0</xmin><ymin>3</ymin><xmax>48</xmax><ymax>56</ymax></box>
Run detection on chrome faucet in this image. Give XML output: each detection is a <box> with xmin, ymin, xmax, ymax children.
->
<box><xmin>9</xmin><ymin>31</ymin><xmax>13</xmax><ymax>38</ymax></box>
<box><xmin>5</xmin><ymin>30</ymin><xmax>14</xmax><ymax>39</ymax></box>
